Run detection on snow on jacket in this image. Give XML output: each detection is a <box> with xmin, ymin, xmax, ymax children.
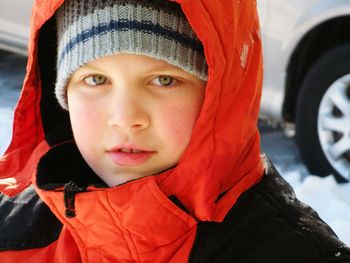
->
<box><xmin>0</xmin><ymin>0</ymin><xmax>349</xmax><ymax>262</ymax></box>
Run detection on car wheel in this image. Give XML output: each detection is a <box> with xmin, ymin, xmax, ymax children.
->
<box><xmin>296</xmin><ymin>44</ymin><xmax>350</xmax><ymax>183</ymax></box>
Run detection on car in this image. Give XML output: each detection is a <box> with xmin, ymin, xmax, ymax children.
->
<box><xmin>0</xmin><ymin>1</ymin><xmax>349</xmax><ymax>182</ymax></box>
<box><xmin>0</xmin><ymin>1</ymin><xmax>33</xmax><ymax>55</ymax></box>
<box><xmin>258</xmin><ymin>0</ymin><xmax>350</xmax><ymax>182</ymax></box>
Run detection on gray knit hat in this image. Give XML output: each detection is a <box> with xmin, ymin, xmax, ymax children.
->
<box><xmin>55</xmin><ymin>0</ymin><xmax>208</xmax><ymax>110</ymax></box>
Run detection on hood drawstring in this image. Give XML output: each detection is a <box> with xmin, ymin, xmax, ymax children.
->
<box><xmin>64</xmin><ymin>181</ymin><xmax>86</xmax><ymax>218</ymax></box>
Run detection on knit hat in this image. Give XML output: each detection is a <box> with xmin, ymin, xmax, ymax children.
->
<box><xmin>55</xmin><ymin>0</ymin><xmax>208</xmax><ymax>110</ymax></box>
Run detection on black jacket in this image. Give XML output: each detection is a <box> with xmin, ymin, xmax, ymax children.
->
<box><xmin>190</xmin><ymin>156</ymin><xmax>350</xmax><ymax>262</ymax></box>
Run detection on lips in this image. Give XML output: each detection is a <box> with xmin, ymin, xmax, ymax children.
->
<box><xmin>107</xmin><ymin>144</ymin><xmax>155</xmax><ymax>166</ymax></box>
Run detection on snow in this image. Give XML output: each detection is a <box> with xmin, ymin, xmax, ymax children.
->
<box><xmin>262</xmin><ymin>132</ymin><xmax>350</xmax><ymax>246</ymax></box>
<box><xmin>287</xmin><ymin>170</ymin><xmax>350</xmax><ymax>245</ymax></box>
<box><xmin>0</xmin><ymin>52</ymin><xmax>349</xmax><ymax>246</ymax></box>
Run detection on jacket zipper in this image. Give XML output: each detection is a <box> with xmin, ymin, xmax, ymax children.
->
<box><xmin>63</xmin><ymin>181</ymin><xmax>86</xmax><ymax>218</ymax></box>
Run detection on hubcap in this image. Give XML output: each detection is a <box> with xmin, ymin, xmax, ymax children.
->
<box><xmin>318</xmin><ymin>74</ymin><xmax>350</xmax><ymax>181</ymax></box>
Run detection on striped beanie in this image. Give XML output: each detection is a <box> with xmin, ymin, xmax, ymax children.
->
<box><xmin>55</xmin><ymin>0</ymin><xmax>208</xmax><ymax>110</ymax></box>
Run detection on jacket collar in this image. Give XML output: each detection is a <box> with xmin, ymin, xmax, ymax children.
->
<box><xmin>34</xmin><ymin>142</ymin><xmax>198</xmax><ymax>262</ymax></box>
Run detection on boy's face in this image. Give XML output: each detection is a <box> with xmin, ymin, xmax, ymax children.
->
<box><xmin>67</xmin><ymin>54</ymin><xmax>206</xmax><ymax>187</ymax></box>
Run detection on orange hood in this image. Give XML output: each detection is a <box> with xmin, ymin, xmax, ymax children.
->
<box><xmin>0</xmin><ymin>0</ymin><xmax>264</xmax><ymax>222</ymax></box>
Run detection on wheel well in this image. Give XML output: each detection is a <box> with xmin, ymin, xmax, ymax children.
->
<box><xmin>284</xmin><ymin>16</ymin><xmax>350</xmax><ymax>122</ymax></box>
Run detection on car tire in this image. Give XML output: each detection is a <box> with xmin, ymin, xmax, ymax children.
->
<box><xmin>295</xmin><ymin>44</ymin><xmax>350</xmax><ymax>183</ymax></box>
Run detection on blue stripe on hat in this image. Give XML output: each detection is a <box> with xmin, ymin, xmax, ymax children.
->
<box><xmin>58</xmin><ymin>19</ymin><xmax>204</xmax><ymax>67</ymax></box>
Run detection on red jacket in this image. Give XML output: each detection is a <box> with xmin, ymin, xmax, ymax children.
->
<box><xmin>0</xmin><ymin>0</ymin><xmax>264</xmax><ymax>262</ymax></box>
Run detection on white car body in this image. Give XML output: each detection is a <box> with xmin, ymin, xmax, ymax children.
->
<box><xmin>258</xmin><ymin>0</ymin><xmax>350</xmax><ymax>121</ymax></box>
<box><xmin>0</xmin><ymin>1</ymin><xmax>33</xmax><ymax>55</ymax></box>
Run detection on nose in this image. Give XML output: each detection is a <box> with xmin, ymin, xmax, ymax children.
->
<box><xmin>108</xmin><ymin>89</ymin><xmax>150</xmax><ymax>132</ymax></box>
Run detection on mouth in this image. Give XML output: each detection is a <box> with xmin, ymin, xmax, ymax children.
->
<box><xmin>118</xmin><ymin>148</ymin><xmax>145</xmax><ymax>153</ymax></box>
<box><xmin>107</xmin><ymin>145</ymin><xmax>155</xmax><ymax>166</ymax></box>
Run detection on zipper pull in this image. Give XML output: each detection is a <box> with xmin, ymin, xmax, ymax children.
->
<box><xmin>64</xmin><ymin>181</ymin><xmax>86</xmax><ymax>218</ymax></box>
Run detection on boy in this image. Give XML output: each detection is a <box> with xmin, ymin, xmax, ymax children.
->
<box><xmin>0</xmin><ymin>0</ymin><xmax>349</xmax><ymax>262</ymax></box>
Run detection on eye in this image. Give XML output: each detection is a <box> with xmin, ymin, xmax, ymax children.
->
<box><xmin>84</xmin><ymin>75</ymin><xmax>108</xmax><ymax>86</ymax></box>
<box><xmin>153</xmin><ymin>75</ymin><xmax>176</xmax><ymax>87</ymax></box>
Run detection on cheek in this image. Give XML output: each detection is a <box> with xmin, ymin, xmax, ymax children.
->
<box><xmin>68</xmin><ymin>95</ymin><xmax>105</xmax><ymax>146</ymax></box>
<box><xmin>158</xmin><ymin>99</ymin><xmax>203</xmax><ymax>147</ymax></box>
